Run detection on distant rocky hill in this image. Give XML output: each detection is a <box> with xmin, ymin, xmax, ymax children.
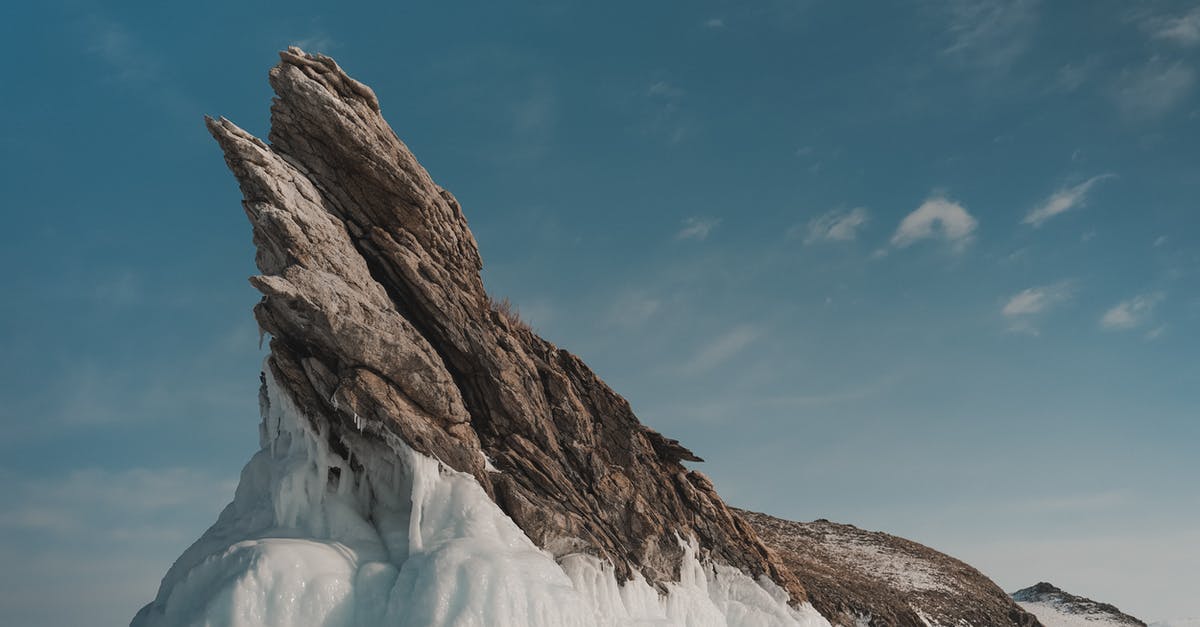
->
<box><xmin>1012</xmin><ymin>582</ymin><xmax>1146</xmax><ymax>627</ymax></box>
<box><xmin>741</xmin><ymin>510</ymin><xmax>1041</xmax><ymax>626</ymax></box>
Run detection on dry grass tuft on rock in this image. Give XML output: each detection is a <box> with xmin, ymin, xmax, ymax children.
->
<box><xmin>488</xmin><ymin>295</ymin><xmax>531</xmax><ymax>332</ymax></box>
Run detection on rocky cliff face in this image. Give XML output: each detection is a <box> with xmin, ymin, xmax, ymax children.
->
<box><xmin>1013</xmin><ymin>582</ymin><xmax>1146</xmax><ymax>627</ymax></box>
<box><xmin>740</xmin><ymin>511</ymin><xmax>1042</xmax><ymax>627</ymax></box>
<box><xmin>205</xmin><ymin>46</ymin><xmax>800</xmax><ymax>602</ymax></box>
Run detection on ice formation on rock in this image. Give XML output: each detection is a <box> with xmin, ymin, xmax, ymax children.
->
<box><xmin>132</xmin><ymin>368</ymin><xmax>828</xmax><ymax>627</ymax></box>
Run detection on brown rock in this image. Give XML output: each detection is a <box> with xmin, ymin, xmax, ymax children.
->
<box><xmin>738</xmin><ymin>509</ymin><xmax>1044</xmax><ymax>627</ymax></box>
<box><xmin>206</xmin><ymin>47</ymin><xmax>805</xmax><ymax>601</ymax></box>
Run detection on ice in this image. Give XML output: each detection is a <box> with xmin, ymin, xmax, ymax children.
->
<box><xmin>132</xmin><ymin>365</ymin><xmax>830</xmax><ymax>627</ymax></box>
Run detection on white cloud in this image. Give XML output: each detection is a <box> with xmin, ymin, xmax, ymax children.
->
<box><xmin>1003</xmin><ymin>281</ymin><xmax>1075</xmax><ymax>317</ymax></box>
<box><xmin>1145</xmin><ymin>6</ymin><xmax>1200</xmax><ymax>47</ymax></box>
<box><xmin>1115</xmin><ymin>58</ymin><xmax>1196</xmax><ymax>119</ymax></box>
<box><xmin>1100</xmin><ymin>292</ymin><xmax>1165</xmax><ymax>330</ymax></box>
<box><xmin>1023</xmin><ymin>174</ymin><xmax>1115</xmax><ymax>227</ymax></box>
<box><xmin>941</xmin><ymin>0</ymin><xmax>1039</xmax><ymax>70</ymax></box>
<box><xmin>889</xmin><ymin>196</ymin><xmax>978</xmax><ymax>251</ymax></box>
<box><xmin>676</xmin><ymin>216</ymin><xmax>720</xmax><ymax>241</ymax></box>
<box><xmin>798</xmin><ymin>207</ymin><xmax>870</xmax><ymax>244</ymax></box>
<box><xmin>1002</xmin><ymin>281</ymin><xmax>1075</xmax><ymax>334</ymax></box>
<box><xmin>704</xmin><ymin>18</ymin><xmax>726</xmax><ymax>29</ymax></box>
<box><xmin>683</xmin><ymin>325</ymin><xmax>761</xmax><ymax>373</ymax></box>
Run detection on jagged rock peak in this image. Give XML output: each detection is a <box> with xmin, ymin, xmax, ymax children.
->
<box><xmin>1013</xmin><ymin>582</ymin><xmax>1146</xmax><ymax>626</ymax></box>
<box><xmin>205</xmin><ymin>47</ymin><xmax>804</xmax><ymax>601</ymax></box>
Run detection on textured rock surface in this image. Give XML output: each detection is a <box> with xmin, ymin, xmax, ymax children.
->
<box><xmin>739</xmin><ymin>510</ymin><xmax>1043</xmax><ymax>626</ymax></box>
<box><xmin>1013</xmin><ymin>582</ymin><xmax>1147</xmax><ymax>627</ymax></box>
<box><xmin>207</xmin><ymin>47</ymin><xmax>803</xmax><ymax>600</ymax></box>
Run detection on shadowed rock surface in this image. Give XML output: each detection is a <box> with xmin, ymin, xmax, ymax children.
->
<box><xmin>205</xmin><ymin>46</ymin><xmax>804</xmax><ymax>600</ymax></box>
<box><xmin>1013</xmin><ymin>582</ymin><xmax>1146</xmax><ymax>626</ymax></box>
<box><xmin>739</xmin><ymin>510</ymin><xmax>1043</xmax><ymax>626</ymax></box>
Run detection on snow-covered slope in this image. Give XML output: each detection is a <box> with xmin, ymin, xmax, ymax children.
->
<box><xmin>132</xmin><ymin>368</ymin><xmax>829</xmax><ymax>626</ymax></box>
<box><xmin>1013</xmin><ymin>582</ymin><xmax>1145</xmax><ymax>627</ymax></box>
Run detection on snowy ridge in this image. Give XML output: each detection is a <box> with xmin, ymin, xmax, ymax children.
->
<box><xmin>132</xmin><ymin>366</ymin><xmax>830</xmax><ymax>627</ymax></box>
<box><xmin>1013</xmin><ymin>582</ymin><xmax>1145</xmax><ymax>627</ymax></box>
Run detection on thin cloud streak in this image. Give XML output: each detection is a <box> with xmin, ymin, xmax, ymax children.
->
<box><xmin>798</xmin><ymin>207</ymin><xmax>870</xmax><ymax>244</ymax></box>
<box><xmin>676</xmin><ymin>216</ymin><xmax>720</xmax><ymax>241</ymax></box>
<box><xmin>1023</xmin><ymin>174</ymin><xmax>1115</xmax><ymax>227</ymax></box>
<box><xmin>1002</xmin><ymin>281</ymin><xmax>1075</xmax><ymax>335</ymax></box>
<box><xmin>1100</xmin><ymin>292</ymin><xmax>1164</xmax><ymax>330</ymax></box>
<box><xmin>682</xmin><ymin>324</ymin><xmax>761</xmax><ymax>374</ymax></box>
<box><xmin>940</xmin><ymin>0</ymin><xmax>1039</xmax><ymax>70</ymax></box>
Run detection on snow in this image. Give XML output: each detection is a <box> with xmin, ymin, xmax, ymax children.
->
<box><xmin>815</xmin><ymin>532</ymin><xmax>951</xmax><ymax>595</ymax></box>
<box><xmin>132</xmin><ymin>365</ymin><xmax>830</xmax><ymax>627</ymax></box>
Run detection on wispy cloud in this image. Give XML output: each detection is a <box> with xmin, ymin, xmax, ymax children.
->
<box><xmin>1023</xmin><ymin>174</ymin><xmax>1115</xmax><ymax>227</ymax></box>
<box><xmin>291</xmin><ymin>32</ymin><xmax>338</xmax><ymax>54</ymax></box>
<box><xmin>1144</xmin><ymin>6</ymin><xmax>1200</xmax><ymax>47</ymax></box>
<box><xmin>607</xmin><ymin>291</ymin><xmax>663</xmax><ymax>327</ymax></box>
<box><xmin>940</xmin><ymin>0</ymin><xmax>1039</xmax><ymax>70</ymax></box>
<box><xmin>1100</xmin><ymin>292</ymin><xmax>1165</xmax><ymax>330</ymax></box>
<box><xmin>85</xmin><ymin>17</ymin><xmax>161</xmax><ymax>83</ymax></box>
<box><xmin>648</xmin><ymin>81</ymin><xmax>685</xmax><ymax>99</ymax></box>
<box><xmin>1052</xmin><ymin>60</ymin><xmax>1096</xmax><ymax>94</ymax></box>
<box><xmin>888</xmin><ymin>195</ymin><xmax>978</xmax><ymax>252</ymax></box>
<box><xmin>676</xmin><ymin>216</ymin><xmax>720</xmax><ymax>241</ymax></box>
<box><xmin>703</xmin><ymin>18</ymin><xmax>726</xmax><ymax>29</ymax></box>
<box><xmin>683</xmin><ymin>324</ymin><xmax>762</xmax><ymax>373</ymax></box>
<box><xmin>1002</xmin><ymin>281</ymin><xmax>1075</xmax><ymax>334</ymax></box>
<box><xmin>645</xmin><ymin>80</ymin><xmax>691</xmax><ymax>143</ymax></box>
<box><xmin>1114</xmin><ymin>57</ymin><xmax>1196</xmax><ymax>119</ymax></box>
<box><xmin>796</xmin><ymin>207</ymin><xmax>870</xmax><ymax>244</ymax></box>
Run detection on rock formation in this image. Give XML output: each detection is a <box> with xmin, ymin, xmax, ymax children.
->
<box><xmin>741</xmin><ymin>511</ymin><xmax>1042</xmax><ymax>626</ymax></box>
<box><xmin>136</xmin><ymin>47</ymin><xmax>1073</xmax><ymax>626</ymax></box>
<box><xmin>204</xmin><ymin>46</ymin><xmax>798</xmax><ymax>600</ymax></box>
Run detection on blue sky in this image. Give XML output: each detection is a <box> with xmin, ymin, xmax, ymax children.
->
<box><xmin>1</xmin><ymin>1</ymin><xmax>1198</xmax><ymax>624</ymax></box>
